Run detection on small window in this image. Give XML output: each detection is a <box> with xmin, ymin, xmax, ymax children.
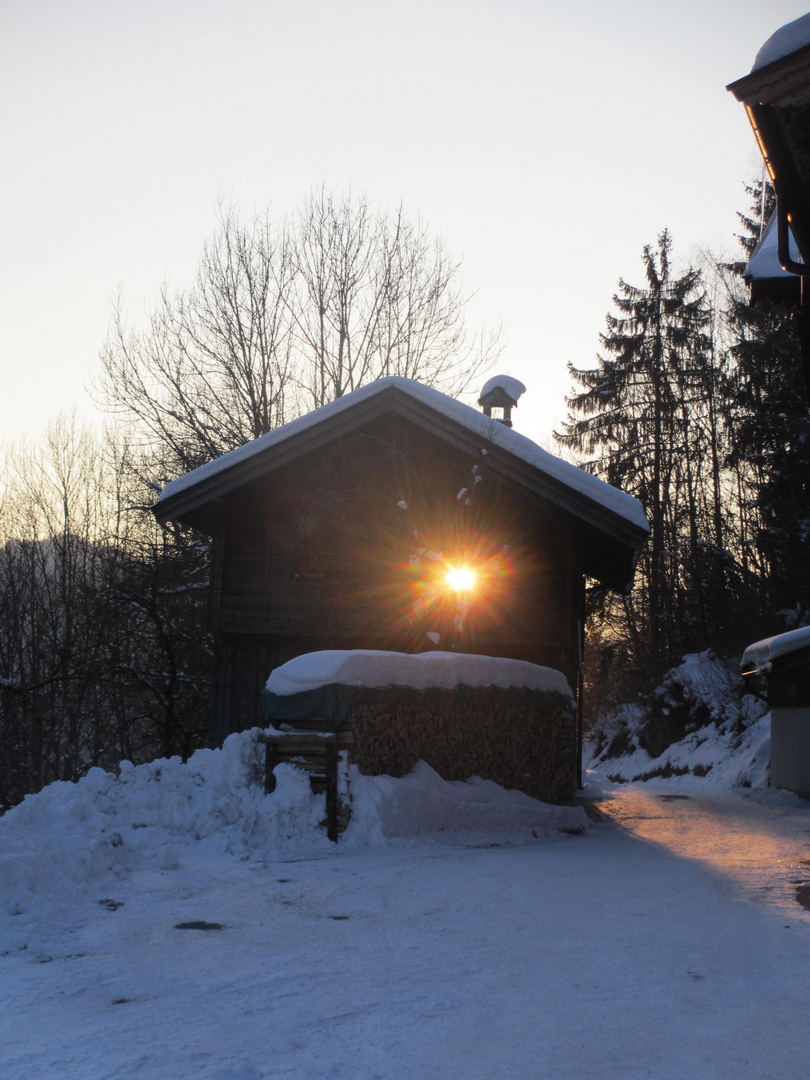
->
<box><xmin>292</xmin><ymin>516</ymin><xmax>343</xmax><ymax>579</ymax></box>
<box><xmin>265</xmin><ymin>524</ymin><xmax>292</xmax><ymax>582</ymax></box>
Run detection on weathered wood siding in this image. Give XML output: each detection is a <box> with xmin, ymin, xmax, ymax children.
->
<box><xmin>208</xmin><ymin>415</ymin><xmax>584</xmax><ymax>740</ymax></box>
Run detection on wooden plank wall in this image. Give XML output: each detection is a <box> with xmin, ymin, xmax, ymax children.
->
<box><xmin>206</xmin><ymin>420</ymin><xmax>584</xmax><ymax>740</ymax></box>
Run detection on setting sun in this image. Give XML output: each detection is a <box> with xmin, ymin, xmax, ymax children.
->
<box><xmin>445</xmin><ymin>566</ymin><xmax>476</xmax><ymax>591</ymax></box>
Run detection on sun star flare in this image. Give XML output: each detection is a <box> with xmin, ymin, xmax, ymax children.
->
<box><xmin>445</xmin><ymin>566</ymin><xmax>477</xmax><ymax>591</ymax></box>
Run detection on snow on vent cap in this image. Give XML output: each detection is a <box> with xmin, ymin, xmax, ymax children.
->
<box><xmin>478</xmin><ymin>375</ymin><xmax>527</xmax><ymax>406</ymax></box>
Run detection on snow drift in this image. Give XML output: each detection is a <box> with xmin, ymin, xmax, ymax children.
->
<box><xmin>0</xmin><ymin>731</ymin><xmax>587</xmax><ymax>930</ymax></box>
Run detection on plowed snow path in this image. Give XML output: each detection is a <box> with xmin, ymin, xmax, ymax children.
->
<box><xmin>593</xmin><ymin>783</ymin><xmax>810</xmax><ymax>916</ymax></box>
<box><xmin>4</xmin><ymin>786</ymin><xmax>810</xmax><ymax>1078</ymax></box>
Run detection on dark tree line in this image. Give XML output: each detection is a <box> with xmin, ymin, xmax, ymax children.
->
<box><xmin>0</xmin><ymin>417</ymin><xmax>211</xmax><ymax>810</ymax></box>
<box><xmin>557</xmin><ymin>182</ymin><xmax>809</xmax><ymax>709</ymax></box>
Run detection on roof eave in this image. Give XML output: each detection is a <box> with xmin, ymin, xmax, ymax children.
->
<box><xmin>727</xmin><ymin>42</ymin><xmax>810</xmax><ymax>107</ymax></box>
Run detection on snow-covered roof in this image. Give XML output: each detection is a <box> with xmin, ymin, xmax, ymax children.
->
<box><xmin>265</xmin><ymin>649</ymin><xmax>574</xmax><ymax>701</ymax></box>
<box><xmin>729</xmin><ymin>16</ymin><xmax>810</xmax><ymax>278</ymax></box>
<box><xmin>741</xmin><ymin>626</ymin><xmax>810</xmax><ymax>675</ymax></box>
<box><xmin>744</xmin><ymin>213</ymin><xmax>803</xmax><ymax>280</ymax></box>
<box><xmin>157</xmin><ymin>376</ymin><xmax>648</xmax><ymax>535</ymax></box>
<box><xmin>479</xmin><ymin>374</ymin><xmax>526</xmax><ymax>404</ymax></box>
<box><xmin>752</xmin><ymin>13</ymin><xmax>810</xmax><ymax>72</ymax></box>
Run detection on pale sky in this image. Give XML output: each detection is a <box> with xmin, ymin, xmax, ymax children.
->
<box><xmin>2</xmin><ymin>0</ymin><xmax>807</xmax><ymax>450</ymax></box>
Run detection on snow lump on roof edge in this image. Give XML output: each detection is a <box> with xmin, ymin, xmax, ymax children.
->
<box><xmin>741</xmin><ymin>625</ymin><xmax>810</xmax><ymax>675</ymax></box>
<box><xmin>752</xmin><ymin>13</ymin><xmax>810</xmax><ymax>72</ymax></box>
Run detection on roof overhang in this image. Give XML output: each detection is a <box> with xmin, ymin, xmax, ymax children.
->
<box><xmin>728</xmin><ymin>41</ymin><xmax>810</xmax><ymax>268</ymax></box>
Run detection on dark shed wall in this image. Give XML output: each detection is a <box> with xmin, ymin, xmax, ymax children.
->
<box><xmin>207</xmin><ymin>415</ymin><xmax>585</xmax><ymax>740</ymax></box>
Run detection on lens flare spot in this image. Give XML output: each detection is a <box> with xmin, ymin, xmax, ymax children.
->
<box><xmin>445</xmin><ymin>566</ymin><xmax>476</xmax><ymax>591</ymax></box>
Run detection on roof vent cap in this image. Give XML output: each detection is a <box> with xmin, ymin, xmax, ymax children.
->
<box><xmin>478</xmin><ymin>375</ymin><xmax>527</xmax><ymax>428</ymax></box>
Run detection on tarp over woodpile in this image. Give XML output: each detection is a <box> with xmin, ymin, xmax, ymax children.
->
<box><xmin>262</xmin><ymin>650</ymin><xmax>578</xmax><ymax>804</ymax></box>
<box><xmin>263</xmin><ymin>649</ymin><xmax>574</xmax><ymax>718</ymax></box>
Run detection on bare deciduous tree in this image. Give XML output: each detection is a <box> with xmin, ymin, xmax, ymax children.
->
<box><xmin>290</xmin><ymin>189</ymin><xmax>498</xmax><ymax>408</ymax></box>
<box><xmin>96</xmin><ymin>191</ymin><xmax>502</xmax><ymax>478</ymax></box>
<box><xmin>97</xmin><ymin>208</ymin><xmax>295</xmax><ymax>476</ymax></box>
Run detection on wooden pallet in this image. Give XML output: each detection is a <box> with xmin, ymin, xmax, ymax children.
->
<box><xmin>258</xmin><ymin>719</ymin><xmax>352</xmax><ymax>841</ymax></box>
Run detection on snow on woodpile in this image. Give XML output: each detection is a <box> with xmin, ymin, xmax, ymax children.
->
<box><xmin>157</xmin><ymin>377</ymin><xmax>648</xmax><ymax>533</ymax></box>
<box><xmin>752</xmin><ymin>12</ymin><xmax>810</xmax><ymax>71</ymax></box>
<box><xmin>265</xmin><ymin>648</ymin><xmax>574</xmax><ymax>701</ymax></box>
<box><xmin>741</xmin><ymin>625</ymin><xmax>810</xmax><ymax>675</ymax></box>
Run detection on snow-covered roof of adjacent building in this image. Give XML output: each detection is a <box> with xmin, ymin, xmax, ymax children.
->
<box><xmin>157</xmin><ymin>376</ymin><xmax>647</xmax><ymax>534</ymax></box>
<box><xmin>265</xmin><ymin>649</ymin><xmax>574</xmax><ymax>701</ymax></box>
<box><xmin>752</xmin><ymin>13</ymin><xmax>810</xmax><ymax>73</ymax></box>
<box><xmin>741</xmin><ymin>626</ymin><xmax>810</xmax><ymax>676</ymax></box>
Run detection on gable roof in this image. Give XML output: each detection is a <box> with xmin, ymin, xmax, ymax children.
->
<box><xmin>154</xmin><ymin>377</ymin><xmax>648</xmax><ymax>589</ymax></box>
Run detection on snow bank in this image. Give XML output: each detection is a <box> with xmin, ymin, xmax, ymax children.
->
<box><xmin>0</xmin><ymin>733</ymin><xmax>331</xmax><ymax>920</ymax></box>
<box><xmin>587</xmin><ymin>710</ymin><xmax>772</xmax><ymax>790</ymax></box>
<box><xmin>0</xmin><ymin>731</ymin><xmax>586</xmax><ymax>934</ymax></box>
<box><xmin>752</xmin><ymin>12</ymin><xmax>810</xmax><ymax>71</ymax></box>
<box><xmin>586</xmin><ymin>651</ymin><xmax>770</xmax><ymax>788</ymax></box>
<box><xmin>347</xmin><ymin>760</ymin><xmax>585</xmax><ymax>843</ymax></box>
<box><xmin>265</xmin><ymin>649</ymin><xmax>574</xmax><ymax>700</ymax></box>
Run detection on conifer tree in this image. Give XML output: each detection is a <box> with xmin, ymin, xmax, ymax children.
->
<box><xmin>557</xmin><ymin>230</ymin><xmax>718</xmax><ymax>672</ymax></box>
<box><xmin>721</xmin><ymin>180</ymin><xmax>810</xmax><ymax>627</ymax></box>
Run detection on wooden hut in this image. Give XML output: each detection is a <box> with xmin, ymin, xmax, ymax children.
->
<box><xmin>154</xmin><ymin>377</ymin><xmax>648</xmax><ymax>753</ymax></box>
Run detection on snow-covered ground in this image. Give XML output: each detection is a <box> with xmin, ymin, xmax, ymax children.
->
<box><xmin>2</xmin><ymin>722</ymin><xmax>810</xmax><ymax>1079</ymax></box>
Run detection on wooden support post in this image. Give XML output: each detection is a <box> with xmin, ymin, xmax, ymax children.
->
<box><xmin>325</xmin><ymin>744</ymin><xmax>339</xmax><ymax>843</ymax></box>
<box><xmin>265</xmin><ymin>741</ymin><xmax>281</xmax><ymax>794</ymax></box>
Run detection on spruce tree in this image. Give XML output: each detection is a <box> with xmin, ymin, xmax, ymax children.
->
<box><xmin>722</xmin><ymin>181</ymin><xmax>810</xmax><ymax>628</ymax></box>
<box><xmin>557</xmin><ymin>230</ymin><xmax>717</xmax><ymax>672</ymax></box>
